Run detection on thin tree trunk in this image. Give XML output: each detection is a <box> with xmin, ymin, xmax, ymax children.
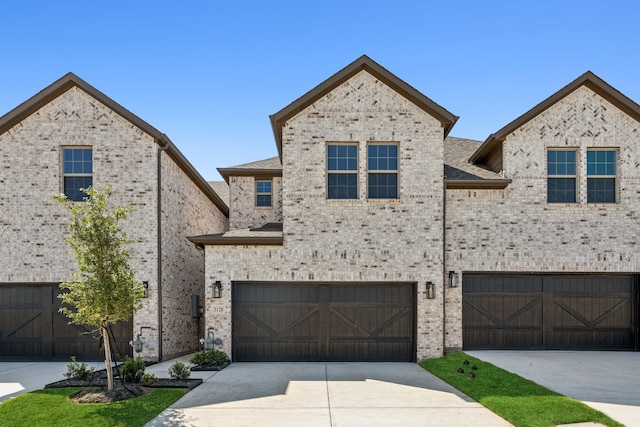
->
<box><xmin>102</xmin><ymin>326</ymin><xmax>114</xmax><ymax>391</ymax></box>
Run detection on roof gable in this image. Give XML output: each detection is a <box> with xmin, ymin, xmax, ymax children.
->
<box><xmin>270</xmin><ymin>55</ymin><xmax>458</xmax><ymax>159</ymax></box>
<box><xmin>469</xmin><ymin>71</ymin><xmax>640</xmax><ymax>165</ymax></box>
<box><xmin>0</xmin><ymin>72</ymin><xmax>228</xmax><ymax>217</ymax></box>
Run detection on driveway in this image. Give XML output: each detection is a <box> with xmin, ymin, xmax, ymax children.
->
<box><xmin>146</xmin><ymin>362</ymin><xmax>512</xmax><ymax>427</ymax></box>
<box><xmin>0</xmin><ymin>360</ymin><xmax>104</xmax><ymax>403</ymax></box>
<box><xmin>467</xmin><ymin>350</ymin><xmax>640</xmax><ymax>427</ymax></box>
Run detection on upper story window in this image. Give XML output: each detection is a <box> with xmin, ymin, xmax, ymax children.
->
<box><xmin>63</xmin><ymin>147</ymin><xmax>93</xmax><ymax>201</ymax></box>
<box><xmin>547</xmin><ymin>149</ymin><xmax>576</xmax><ymax>203</ymax></box>
<box><xmin>368</xmin><ymin>144</ymin><xmax>398</xmax><ymax>199</ymax></box>
<box><xmin>327</xmin><ymin>144</ymin><xmax>358</xmax><ymax>199</ymax></box>
<box><xmin>256</xmin><ymin>180</ymin><xmax>272</xmax><ymax>207</ymax></box>
<box><xmin>587</xmin><ymin>149</ymin><xmax>616</xmax><ymax>203</ymax></box>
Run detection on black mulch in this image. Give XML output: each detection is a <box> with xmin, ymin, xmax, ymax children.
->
<box><xmin>45</xmin><ymin>369</ymin><xmax>202</xmax><ymax>390</ymax></box>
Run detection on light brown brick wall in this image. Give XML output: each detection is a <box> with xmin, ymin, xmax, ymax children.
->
<box><xmin>229</xmin><ymin>176</ymin><xmax>282</xmax><ymax>230</ymax></box>
<box><xmin>0</xmin><ymin>87</ymin><xmax>159</xmax><ymax>286</ymax></box>
<box><xmin>206</xmin><ymin>70</ymin><xmax>447</xmax><ymax>360</ymax></box>
<box><xmin>155</xmin><ymin>151</ymin><xmax>228</xmax><ymax>360</ymax></box>
<box><xmin>444</xmin><ymin>85</ymin><xmax>640</xmax><ymax>350</ymax></box>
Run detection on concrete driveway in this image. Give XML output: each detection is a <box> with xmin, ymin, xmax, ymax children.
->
<box><xmin>146</xmin><ymin>362</ymin><xmax>512</xmax><ymax>427</ymax></box>
<box><xmin>467</xmin><ymin>351</ymin><xmax>640</xmax><ymax>427</ymax></box>
<box><xmin>0</xmin><ymin>360</ymin><xmax>104</xmax><ymax>403</ymax></box>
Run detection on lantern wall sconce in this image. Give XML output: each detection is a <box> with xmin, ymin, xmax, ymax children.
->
<box><xmin>129</xmin><ymin>326</ymin><xmax>155</xmax><ymax>353</ymax></box>
<box><xmin>212</xmin><ymin>281</ymin><xmax>222</xmax><ymax>298</ymax></box>
<box><xmin>425</xmin><ymin>281</ymin><xmax>436</xmax><ymax>299</ymax></box>
<box><xmin>142</xmin><ymin>281</ymin><xmax>149</xmax><ymax>298</ymax></box>
<box><xmin>448</xmin><ymin>271</ymin><xmax>459</xmax><ymax>288</ymax></box>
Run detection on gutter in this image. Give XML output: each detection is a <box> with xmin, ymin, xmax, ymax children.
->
<box><xmin>442</xmin><ymin>175</ymin><xmax>447</xmax><ymax>355</ymax></box>
<box><xmin>156</xmin><ymin>139</ymin><xmax>170</xmax><ymax>361</ymax></box>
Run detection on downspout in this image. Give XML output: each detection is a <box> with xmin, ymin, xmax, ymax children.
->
<box><xmin>156</xmin><ymin>140</ymin><xmax>169</xmax><ymax>361</ymax></box>
<box><xmin>442</xmin><ymin>173</ymin><xmax>447</xmax><ymax>355</ymax></box>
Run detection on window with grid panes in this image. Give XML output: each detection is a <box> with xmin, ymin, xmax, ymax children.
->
<box><xmin>327</xmin><ymin>144</ymin><xmax>358</xmax><ymax>199</ymax></box>
<box><xmin>368</xmin><ymin>144</ymin><xmax>398</xmax><ymax>199</ymax></box>
<box><xmin>547</xmin><ymin>149</ymin><xmax>576</xmax><ymax>203</ymax></box>
<box><xmin>587</xmin><ymin>149</ymin><xmax>616</xmax><ymax>203</ymax></box>
<box><xmin>63</xmin><ymin>148</ymin><xmax>93</xmax><ymax>201</ymax></box>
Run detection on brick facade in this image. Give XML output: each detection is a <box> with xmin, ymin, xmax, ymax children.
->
<box><xmin>229</xmin><ymin>176</ymin><xmax>283</xmax><ymax>230</ymax></box>
<box><xmin>205</xmin><ymin>69</ymin><xmax>448</xmax><ymax>360</ymax></box>
<box><xmin>444</xmin><ymin>85</ymin><xmax>640</xmax><ymax>350</ymax></box>
<box><xmin>0</xmin><ymin>80</ymin><xmax>227</xmax><ymax>362</ymax></box>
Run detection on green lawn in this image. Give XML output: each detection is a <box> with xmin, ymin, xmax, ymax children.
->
<box><xmin>421</xmin><ymin>352</ymin><xmax>624</xmax><ymax>427</ymax></box>
<box><xmin>0</xmin><ymin>387</ymin><xmax>186</xmax><ymax>427</ymax></box>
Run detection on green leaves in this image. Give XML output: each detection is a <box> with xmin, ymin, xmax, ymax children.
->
<box><xmin>53</xmin><ymin>185</ymin><xmax>145</xmax><ymax>329</ymax></box>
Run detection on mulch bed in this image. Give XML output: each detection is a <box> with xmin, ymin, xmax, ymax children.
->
<box><xmin>45</xmin><ymin>369</ymin><xmax>202</xmax><ymax>402</ymax></box>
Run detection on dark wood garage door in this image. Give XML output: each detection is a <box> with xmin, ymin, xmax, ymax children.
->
<box><xmin>233</xmin><ymin>282</ymin><xmax>415</xmax><ymax>362</ymax></box>
<box><xmin>463</xmin><ymin>274</ymin><xmax>637</xmax><ymax>350</ymax></box>
<box><xmin>0</xmin><ymin>284</ymin><xmax>132</xmax><ymax>360</ymax></box>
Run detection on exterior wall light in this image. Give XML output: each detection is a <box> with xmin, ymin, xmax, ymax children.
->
<box><xmin>129</xmin><ymin>326</ymin><xmax>154</xmax><ymax>353</ymax></box>
<box><xmin>142</xmin><ymin>281</ymin><xmax>149</xmax><ymax>298</ymax></box>
<box><xmin>449</xmin><ymin>271</ymin><xmax>459</xmax><ymax>288</ymax></box>
<box><xmin>213</xmin><ymin>281</ymin><xmax>222</xmax><ymax>299</ymax></box>
<box><xmin>426</xmin><ymin>281</ymin><xmax>436</xmax><ymax>299</ymax></box>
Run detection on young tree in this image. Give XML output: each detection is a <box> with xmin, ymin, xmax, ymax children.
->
<box><xmin>53</xmin><ymin>185</ymin><xmax>145</xmax><ymax>391</ymax></box>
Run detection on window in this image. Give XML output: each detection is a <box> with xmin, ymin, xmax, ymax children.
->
<box><xmin>327</xmin><ymin>144</ymin><xmax>358</xmax><ymax>199</ymax></box>
<box><xmin>63</xmin><ymin>148</ymin><xmax>92</xmax><ymax>201</ymax></box>
<box><xmin>547</xmin><ymin>149</ymin><xmax>576</xmax><ymax>203</ymax></box>
<box><xmin>256</xmin><ymin>180</ymin><xmax>272</xmax><ymax>207</ymax></box>
<box><xmin>587</xmin><ymin>150</ymin><xmax>616</xmax><ymax>203</ymax></box>
<box><xmin>368</xmin><ymin>144</ymin><xmax>398</xmax><ymax>199</ymax></box>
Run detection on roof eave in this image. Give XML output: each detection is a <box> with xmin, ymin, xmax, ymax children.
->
<box><xmin>188</xmin><ymin>235</ymin><xmax>284</xmax><ymax>246</ymax></box>
<box><xmin>445</xmin><ymin>179</ymin><xmax>511</xmax><ymax>189</ymax></box>
<box><xmin>469</xmin><ymin>71</ymin><xmax>640</xmax><ymax>164</ymax></box>
<box><xmin>270</xmin><ymin>55</ymin><xmax>458</xmax><ymax>160</ymax></box>
<box><xmin>217</xmin><ymin>167</ymin><xmax>283</xmax><ymax>184</ymax></box>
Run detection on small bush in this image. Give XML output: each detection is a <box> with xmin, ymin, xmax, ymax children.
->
<box><xmin>190</xmin><ymin>349</ymin><xmax>230</xmax><ymax>366</ymax></box>
<box><xmin>121</xmin><ymin>355</ymin><xmax>146</xmax><ymax>383</ymax></box>
<box><xmin>140</xmin><ymin>373</ymin><xmax>157</xmax><ymax>385</ymax></box>
<box><xmin>64</xmin><ymin>356</ymin><xmax>95</xmax><ymax>380</ymax></box>
<box><xmin>168</xmin><ymin>361</ymin><xmax>191</xmax><ymax>380</ymax></box>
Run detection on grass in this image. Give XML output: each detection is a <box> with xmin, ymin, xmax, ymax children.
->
<box><xmin>0</xmin><ymin>387</ymin><xmax>186</xmax><ymax>427</ymax></box>
<box><xmin>421</xmin><ymin>352</ymin><xmax>624</xmax><ymax>427</ymax></box>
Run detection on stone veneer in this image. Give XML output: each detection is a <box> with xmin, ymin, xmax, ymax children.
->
<box><xmin>229</xmin><ymin>176</ymin><xmax>283</xmax><ymax>230</ymax></box>
<box><xmin>444</xmin><ymin>85</ymin><xmax>640</xmax><ymax>350</ymax></box>
<box><xmin>206</xmin><ymin>70</ymin><xmax>447</xmax><ymax>360</ymax></box>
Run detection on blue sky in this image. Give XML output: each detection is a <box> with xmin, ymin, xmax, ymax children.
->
<box><xmin>1</xmin><ymin>1</ymin><xmax>639</xmax><ymax>180</ymax></box>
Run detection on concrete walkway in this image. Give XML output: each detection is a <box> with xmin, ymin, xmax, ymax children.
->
<box><xmin>467</xmin><ymin>351</ymin><xmax>640</xmax><ymax>427</ymax></box>
<box><xmin>146</xmin><ymin>361</ymin><xmax>513</xmax><ymax>427</ymax></box>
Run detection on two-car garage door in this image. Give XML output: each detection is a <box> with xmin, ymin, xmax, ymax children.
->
<box><xmin>463</xmin><ymin>274</ymin><xmax>638</xmax><ymax>350</ymax></box>
<box><xmin>0</xmin><ymin>284</ymin><xmax>132</xmax><ymax>360</ymax></box>
<box><xmin>233</xmin><ymin>282</ymin><xmax>416</xmax><ymax>362</ymax></box>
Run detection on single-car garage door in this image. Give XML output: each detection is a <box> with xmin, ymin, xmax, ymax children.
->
<box><xmin>463</xmin><ymin>274</ymin><xmax>637</xmax><ymax>350</ymax></box>
<box><xmin>0</xmin><ymin>284</ymin><xmax>132</xmax><ymax>360</ymax></box>
<box><xmin>233</xmin><ymin>282</ymin><xmax>416</xmax><ymax>361</ymax></box>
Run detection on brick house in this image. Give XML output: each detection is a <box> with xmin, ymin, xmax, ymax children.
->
<box><xmin>0</xmin><ymin>73</ymin><xmax>228</xmax><ymax>361</ymax></box>
<box><xmin>192</xmin><ymin>56</ymin><xmax>639</xmax><ymax>361</ymax></box>
<box><xmin>2</xmin><ymin>57</ymin><xmax>639</xmax><ymax>362</ymax></box>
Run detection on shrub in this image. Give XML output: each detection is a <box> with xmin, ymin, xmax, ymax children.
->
<box><xmin>190</xmin><ymin>349</ymin><xmax>230</xmax><ymax>366</ymax></box>
<box><xmin>64</xmin><ymin>356</ymin><xmax>95</xmax><ymax>380</ymax></box>
<box><xmin>168</xmin><ymin>361</ymin><xmax>191</xmax><ymax>380</ymax></box>
<box><xmin>121</xmin><ymin>355</ymin><xmax>146</xmax><ymax>383</ymax></box>
<box><xmin>140</xmin><ymin>373</ymin><xmax>157</xmax><ymax>385</ymax></box>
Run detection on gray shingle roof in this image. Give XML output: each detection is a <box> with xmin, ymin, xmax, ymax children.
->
<box><xmin>444</xmin><ymin>136</ymin><xmax>503</xmax><ymax>180</ymax></box>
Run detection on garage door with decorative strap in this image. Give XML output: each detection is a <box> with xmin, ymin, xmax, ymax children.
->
<box><xmin>463</xmin><ymin>274</ymin><xmax>637</xmax><ymax>350</ymax></box>
<box><xmin>233</xmin><ymin>282</ymin><xmax>416</xmax><ymax>362</ymax></box>
<box><xmin>0</xmin><ymin>284</ymin><xmax>132</xmax><ymax>360</ymax></box>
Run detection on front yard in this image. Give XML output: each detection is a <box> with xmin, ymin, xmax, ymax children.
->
<box><xmin>421</xmin><ymin>352</ymin><xmax>624</xmax><ymax>427</ymax></box>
